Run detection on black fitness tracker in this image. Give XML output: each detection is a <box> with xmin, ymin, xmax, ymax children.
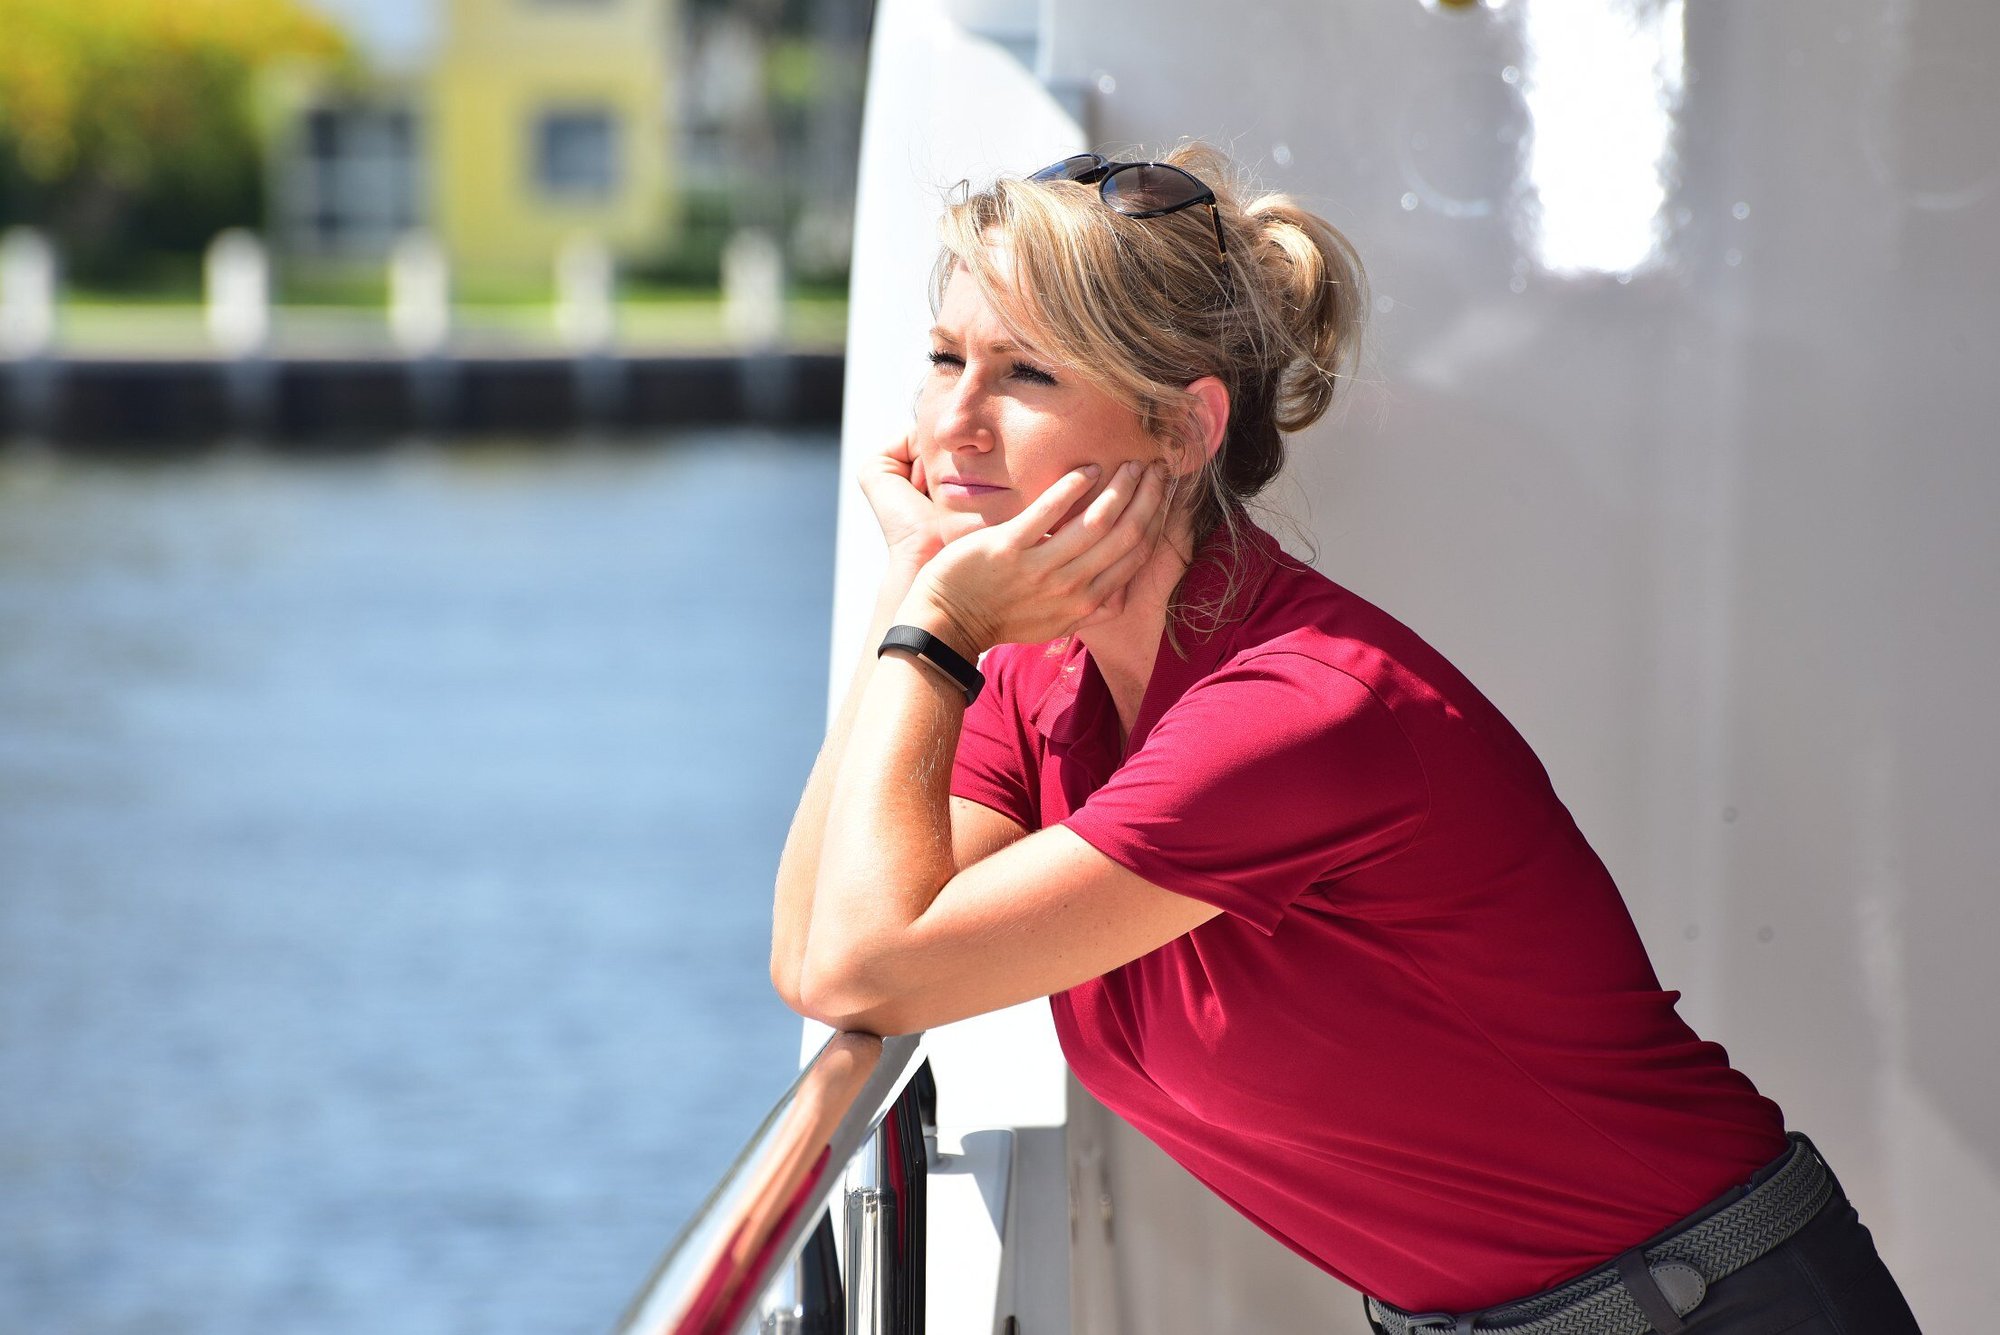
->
<box><xmin>878</xmin><ymin>625</ymin><xmax>985</xmax><ymax>704</ymax></box>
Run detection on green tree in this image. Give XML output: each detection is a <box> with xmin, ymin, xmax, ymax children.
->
<box><xmin>0</xmin><ymin>0</ymin><xmax>346</xmax><ymax>286</ymax></box>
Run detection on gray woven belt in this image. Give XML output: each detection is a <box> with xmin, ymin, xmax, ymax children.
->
<box><xmin>1366</xmin><ymin>1135</ymin><xmax>1833</xmax><ymax>1335</ymax></box>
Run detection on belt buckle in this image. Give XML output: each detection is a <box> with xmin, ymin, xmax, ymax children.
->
<box><xmin>1368</xmin><ymin>1295</ymin><xmax>1464</xmax><ymax>1327</ymax></box>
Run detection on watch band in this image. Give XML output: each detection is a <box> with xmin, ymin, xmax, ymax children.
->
<box><xmin>878</xmin><ymin>624</ymin><xmax>985</xmax><ymax>704</ymax></box>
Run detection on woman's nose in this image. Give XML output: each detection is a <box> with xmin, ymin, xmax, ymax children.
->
<box><xmin>933</xmin><ymin>376</ymin><xmax>996</xmax><ymax>452</ymax></box>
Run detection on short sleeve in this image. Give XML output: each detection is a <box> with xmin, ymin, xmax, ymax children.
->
<box><xmin>1061</xmin><ymin>652</ymin><xmax>1429</xmax><ymax>933</ymax></box>
<box><xmin>949</xmin><ymin>644</ymin><xmax>1041</xmax><ymax>831</ymax></box>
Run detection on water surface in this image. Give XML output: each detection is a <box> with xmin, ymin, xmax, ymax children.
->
<box><xmin>0</xmin><ymin>433</ymin><xmax>835</xmax><ymax>1334</ymax></box>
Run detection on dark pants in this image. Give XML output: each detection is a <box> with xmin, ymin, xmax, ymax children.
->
<box><xmin>1364</xmin><ymin>1139</ymin><xmax>1923</xmax><ymax>1334</ymax></box>
<box><xmin>1670</xmin><ymin>1187</ymin><xmax>1921</xmax><ymax>1334</ymax></box>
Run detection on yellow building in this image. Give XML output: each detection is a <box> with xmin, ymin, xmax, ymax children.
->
<box><xmin>430</xmin><ymin>0</ymin><xmax>674</xmax><ymax>278</ymax></box>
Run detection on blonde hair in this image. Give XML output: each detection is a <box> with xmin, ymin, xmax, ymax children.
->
<box><xmin>932</xmin><ymin>141</ymin><xmax>1367</xmax><ymax>627</ymax></box>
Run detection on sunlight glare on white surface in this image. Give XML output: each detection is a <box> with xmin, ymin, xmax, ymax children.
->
<box><xmin>1521</xmin><ymin>0</ymin><xmax>1685</xmax><ymax>276</ymax></box>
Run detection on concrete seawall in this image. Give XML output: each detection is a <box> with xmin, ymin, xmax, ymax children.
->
<box><xmin>0</xmin><ymin>351</ymin><xmax>843</xmax><ymax>443</ymax></box>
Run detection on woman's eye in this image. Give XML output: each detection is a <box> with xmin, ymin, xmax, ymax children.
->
<box><xmin>925</xmin><ymin>349</ymin><xmax>1055</xmax><ymax>387</ymax></box>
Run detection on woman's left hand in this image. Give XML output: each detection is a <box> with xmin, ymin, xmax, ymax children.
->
<box><xmin>897</xmin><ymin>459</ymin><xmax>1168</xmax><ymax>656</ymax></box>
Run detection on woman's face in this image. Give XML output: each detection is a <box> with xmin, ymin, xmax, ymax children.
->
<box><xmin>915</xmin><ymin>259</ymin><xmax>1162</xmax><ymax>538</ymax></box>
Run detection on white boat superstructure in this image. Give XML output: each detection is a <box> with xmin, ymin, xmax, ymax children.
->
<box><xmin>627</xmin><ymin>0</ymin><xmax>2000</xmax><ymax>1329</ymax></box>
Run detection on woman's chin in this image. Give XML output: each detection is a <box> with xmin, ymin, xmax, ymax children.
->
<box><xmin>933</xmin><ymin>496</ymin><xmax>1021</xmax><ymax>542</ymax></box>
<box><xmin>938</xmin><ymin>511</ymin><xmax>994</xmax><ymax>544</ymax></box>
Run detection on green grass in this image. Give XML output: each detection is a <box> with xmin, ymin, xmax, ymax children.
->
<box><xmin>46</xmin><ymin>292</ymin><xmax>847</xmax><ymax>356</ymax></box>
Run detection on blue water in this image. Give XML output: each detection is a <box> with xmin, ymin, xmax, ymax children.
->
<box><xmin>0</xmin><ymin>433</ymin><xmax>836</xmax><ymax>1334</ymax></box>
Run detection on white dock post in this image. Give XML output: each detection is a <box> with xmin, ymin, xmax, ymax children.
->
<box><xmin>1</xmin><ymin>226</ymin><xmax>60</xmax><ymax>436</ymax></box>
<box><xmin>205</xmin><ymin>229</ymin><xmax>271</xmax><ymax>357</ymax></box>
<box><xmin>388</xmin><ymin>231</ymin><xmax>451</xmax><ymax>356</ymax></box>
<box><xmin>724</xmin><ymin>228</ymin><xmax>789</xmax><ymax>421</ymax></box>
<box><xmin>204</xmin><ymin>229</ymin><xmax>273</xmax><ymax>435</ymax></box>
<box><xmin>556</xmin><ymin>234</ymin><xmax>621</xmax><ymax>424</ymax></box>
<box><xmin>722</xmin><ymin>228</ymin><xmax>785</xmax><ymax>351</ymax></box>
<box><xmin>0</xmin><ymin>227</ymin><xmax>58</xmax><ymax>358</ymax></box>
<box><xmin>554</xmin><ymin>233</ymin><xmax>616</xmax><ymax>353</ymax></box>
<box><xmin>390</xmin><ymin>230</ymin><xmax>454</xmax><ymax>431</ymax></box>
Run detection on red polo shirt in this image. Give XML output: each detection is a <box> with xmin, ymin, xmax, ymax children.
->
<box><xmin>949</xmin><ymin>519</ymin><xmax>1786</xmax><ymax>1312</ymax></box>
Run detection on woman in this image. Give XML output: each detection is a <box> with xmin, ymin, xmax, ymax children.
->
<box><xmin>769</xmin><ymin>144</ymin><xmax>1921</xmax><ymax>1334</ymax></box>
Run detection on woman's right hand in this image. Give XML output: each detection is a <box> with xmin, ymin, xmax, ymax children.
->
<box><xmin>857</xmin><ymin>433</ymin><xmax>953</xmax><ymax>568</ymax></box>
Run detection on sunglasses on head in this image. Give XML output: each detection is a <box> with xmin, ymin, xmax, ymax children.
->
<box><xmin>1029</xmin><ymin>153</ymin><xmax>1229</xmax><ymax>264</ymax></box>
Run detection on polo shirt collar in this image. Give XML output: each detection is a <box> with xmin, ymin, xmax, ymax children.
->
<box><xmin>1027</xmin><ymin>514</ymin><xmax>1286</xmax><ymax>753</ymax></box>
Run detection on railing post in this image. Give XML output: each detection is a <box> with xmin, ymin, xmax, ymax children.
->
<box><xmin>758</xmin><ymin>1269</ymin><xmax>803</xmax><ymax>1335</ymax></box>
<box><xmin>843</xmin><ymin>1129</ymin><xmax>894</xmax><ymax>1335</ymax></box>
<box><xmin>610</xmin><ymin>1033</ymin><xmax>922</xmax><ymax>1335</ymax></box>
<box><xmin>889</xmin><ymin>1068</ymin><xmax>929</xmax><ymax>1332</ymax></box>
<box><xmin>757</xmin><ymin>1209</ymin><xmax>845</xmax><ymax>1335</ymax></box>
<box><xmin>798</xmin><ymin>1213</ymin><xmax>846</xmax><ymax>1335</ymax></box>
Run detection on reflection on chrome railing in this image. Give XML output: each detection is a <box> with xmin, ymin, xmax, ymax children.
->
<box><xmin>613</xmin><ymin>1031</ymin><xmax>930</xmax><ymax>1335</ymax></box>
<box><xmin>842</xmin><ymin>1055</ymin><xmax>932</xmax><ymax>1335</ymax></box>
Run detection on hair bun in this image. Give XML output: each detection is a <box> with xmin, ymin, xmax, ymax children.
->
<box><xmin>1239</xmin><ymin>193</ymin><xmax>1368</xmax><ymax>434</ymax></box>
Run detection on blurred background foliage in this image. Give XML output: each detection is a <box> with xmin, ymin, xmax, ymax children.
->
<box><xmin>0</xmin><ymin>0</ymin><xmax>350</xmax><ymax>289</ymax></box>
<box><xmin>0</xmin><ymin>0</ymin><xmax>869</xmax><ymax>348</ymax></box>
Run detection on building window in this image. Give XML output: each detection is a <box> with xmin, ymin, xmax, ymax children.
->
<box><xmin>533</xmin><ymin>109</ymin><xmax>620</xmax><ymax>200</ymax></box>
<box><xmin>284</xmin><ymin>100</ymin><xmax>423</xmax><ymax>257</ymax></box>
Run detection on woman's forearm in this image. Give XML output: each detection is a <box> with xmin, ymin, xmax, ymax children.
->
<box><xmin>769</xmin><ymin>555</ymin><xmax>927</xmax><ymax>1008</ymax></box>
<box><xmin>795</xmin><ymin>594</ymin><xmax>974</xmax><ymax>1024</ymax></box>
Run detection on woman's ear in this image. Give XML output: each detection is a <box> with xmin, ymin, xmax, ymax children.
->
<box><xmin>1181</xmin><ymin>376</ymin><xmax>1231</xmax><ymax>472</ymax></box>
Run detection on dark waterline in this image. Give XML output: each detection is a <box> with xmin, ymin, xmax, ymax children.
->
<box><xmin>0</xmin><ymin>433</ymin><xmax>836</xmax><ymax>1334</ymax></box>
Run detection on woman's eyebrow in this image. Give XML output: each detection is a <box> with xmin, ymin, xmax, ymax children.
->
<box><xmin>927</xmin><ymin>326</ymin><xmax>1022</xmax><ymax>354</ymax></box>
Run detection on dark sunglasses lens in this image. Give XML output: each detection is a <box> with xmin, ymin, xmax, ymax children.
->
<box><xmin>1030</xmin><ymin>153</ymin><xmax>1108</xmax><ymax>183</ymax></box>
<box><xmin>1099</xmin><ymin>163</ymin><xmax>1209</xmax><ymax>214</ymax></box>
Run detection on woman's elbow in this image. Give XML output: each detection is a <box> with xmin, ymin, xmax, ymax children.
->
<box><xmin>795</xmin><ymin>951</ymin><xmax>923</xmax><ymax>1036</ymax></box>
<box><xmin>771</xmin><ymin>951</ymin><xmax>808</xmax><ymax>1017</ymax></box>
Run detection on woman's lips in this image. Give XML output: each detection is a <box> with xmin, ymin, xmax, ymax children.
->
<box><xmin>935</xmin><ymin>480</ymin><xmax>1008</xmax><ymax>497</ymax></box>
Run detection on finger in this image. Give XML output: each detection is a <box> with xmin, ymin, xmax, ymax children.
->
<box><xmin>856</xmin><ymin>458</ymin><xmax>910</xmax><ymax>497</ymax></box>
<box><xmin>1037</xmin><ymin>458</ymin><xmax>1145</xmax><ymax>563</ymax></box>
<box><xmin>863</xmin><ymin>433</ymin><xmax>921</xmax><ymax>483</ymax></box>
<box><xmin>856</xmin><ymin>438</ymin><xmax>935</xmax><ymax>512</ymax></box>
<box><xmin>862</xmin><ymin>434</ymin><xmax>915</xmax><ymax>487</ymax></box>
<box><xmin>910</xmin><ymin>450</ymin><xmax>929</xmax><ymax>498</ymax></box>
<box><xmin>1081</xmin><ymin>515</ymin><xmax>1155</xmax><ymax>603</ymax></box>
<box><xmin>999</xmin><ymin>464</ymin><xmax>1102</xmax><ymax>549</ymax></box>
<box><xmin>1048</xmin><ymin>460</ymin><xmax>1162</xmax><ymax>575</ymax></box>
<box><xmin>1077</xmin><ymin>458</ymin><xmax>1150</xmax><ymax>532</ymax></box>
<box><xmin>1071</xmin><ymin>477</ymin><xmax>1167</xmax><ymax>628</ymax></box>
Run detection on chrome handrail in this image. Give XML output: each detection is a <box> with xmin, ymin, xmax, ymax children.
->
<box><xmin>613</xmin><ymin>1031</ymin><xmax>929</xmax><ymax>1335</ymax></box>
